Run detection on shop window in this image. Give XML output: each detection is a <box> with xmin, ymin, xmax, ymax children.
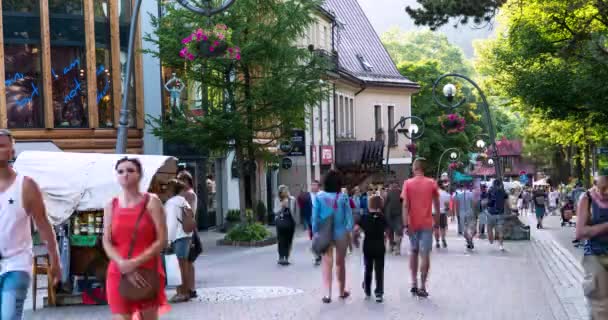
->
<box><xmin>119</xmin><ymin>0</ymin><xmax>137</xmax><ymax>128</ymax></box>
<box><xmin>49</xmin><ymin>0</ymin><xmax>88</xmax><ymax>128</ymax></box>
<box><xmin>94</xmin><ymin>0</ymin><xmax>114</xmax><ymax>127</ymax></box>
<box><xmin>3</xmin><ymin>1</ymin><xmax>44</xmax><ymax>128</ymax></box>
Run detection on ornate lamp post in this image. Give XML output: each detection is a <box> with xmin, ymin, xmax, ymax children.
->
<box><xmin>116</xmin><ymin>0</ymin><xmax>237</xmax><ymax>153</ymax></box>
<box><xmin>432</xmin><ymin>74</ymin><xmax>503</xmax><ymax>180</ymax></box>
<box><xmin>385</xmin><ymin>115</ymin><xmax>424</xmax><ymax>182</ymax></box>
<box><xmin>436</xmin><ymin>147</ymin><xmax>462</xmax><ymax>181</ymax></box>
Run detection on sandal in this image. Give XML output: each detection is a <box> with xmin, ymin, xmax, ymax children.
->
<box><xmin>416</xmin><ymin>288</ymin><xmax>429</xmax><ymax>298</ymax></box>
<box><xmin>339</xmin><ymin>291</ymin><xmax>351</xmax><ymax>299</ymax></box>
<box><xmin>322</xmin><ymin>296</ymin><xmax>331</xmax><ymax>304</ymax></box>
<box><xmin>169</xmin><ymin>293</ymin><xmax>190</xmax><ymax>303</ymax></box>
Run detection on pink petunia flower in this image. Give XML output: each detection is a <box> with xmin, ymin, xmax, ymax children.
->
<box><xmin>202</xmin><ymin>35</ymin><xmax>208</xmax><ymax>41</ymax></box>
<box><xmin>179</xmin><ymin>47</ymin><xmax>189</xmax><ymax>57</ymax></box>
<box><xmin>195</xmin><ymin>28</ymin><xmax>204</xmax><ymax>41</ymax></box>
<box><xmin>186</xmin><ymin>53</ymin><xmax>195</xmax><ymax>61</ymax></box>
<box><xmin>213</xmin><ymin>40</ymin><xmax>220</xmax><ymax>47</ymax></box>
<box><xmin>218</xmin><ymin>33</ymin><xmax>225</xmax><ymax>40</ymax></box>
<box><xmin>228</xmin><ymin>47</ymin><xmax>234</xmax><ymax>53</ymax></box>
<box><xmin>235</xmin><ymin>53</ymin><xmax>241</xmax><ymax>60</ymax></box>
<box><xmin>182</xmin><ymin>35</ymin><xmax>193</xmax><ymax>44</ymax></box>
<box><xmin>209</xmin><ymin>46</ymin><xmax>215</xmax><ymax>52</ymax></box>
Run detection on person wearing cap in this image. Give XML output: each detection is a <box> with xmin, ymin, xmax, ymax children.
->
<box><xmin>576</xmin><ymin>168</ymin><xmax>608</xmax><ymax>319</ymax></box>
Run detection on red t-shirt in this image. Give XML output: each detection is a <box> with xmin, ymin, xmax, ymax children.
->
<box><xmin>401</xmin><ymin>175</ymin><xmax>439</xmax><ymax>232</ymax></box>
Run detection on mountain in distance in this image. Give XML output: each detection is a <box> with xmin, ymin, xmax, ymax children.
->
<box><xmin>356</xmin><ymin>0</ymin><xmax>496</xmax><ymax>58</ymax></box>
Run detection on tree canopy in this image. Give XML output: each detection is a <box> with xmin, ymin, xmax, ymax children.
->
<box><xmin>145</xmin><ymin>0</ymin><xmax>329</xmax><ymax>208</ymax></box>
<box><xmin>405</xmin><ymin>0</ymin><xmax>507</xmax><ymax>30</ymax></box>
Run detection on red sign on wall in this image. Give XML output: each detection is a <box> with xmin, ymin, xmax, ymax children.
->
<box><xmin>321</xmin><ymin>146</ymin><xmax>333</xmax><ymax>165</ymax></box>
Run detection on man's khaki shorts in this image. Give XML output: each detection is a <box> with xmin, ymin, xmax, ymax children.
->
<box><xmin>582</xmin><ymin>255</ymin><xmax>608</xmax><ymax>319</ymax></box>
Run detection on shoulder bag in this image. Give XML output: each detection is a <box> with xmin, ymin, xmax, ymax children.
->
<box><xmin>275</xmin><ymin>199</ymin><xmax>295</xmax><ymax>230</ymax></box>
<box><xmin>117</xmin><ymin>194</ymin><xmax>160</xmax><ymax>301</ymax></box>
<box><xmin>311</xmin><ymin>194</ymin><xmax>339</xmax><ymax>255</ymax></box>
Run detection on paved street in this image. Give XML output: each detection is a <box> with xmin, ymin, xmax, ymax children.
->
<box><xmin>25</xmin><ymin>217</ymin><xmax>588</xmax><ymax>320</ymax></box>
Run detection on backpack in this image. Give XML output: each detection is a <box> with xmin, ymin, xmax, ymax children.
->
<box><xmin>488</xmin><ymin>188</ymin><xmax>506</xmax><ymax>214</ymax></box>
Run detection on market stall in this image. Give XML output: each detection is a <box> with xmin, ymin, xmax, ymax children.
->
<box><xmin>14</xmin><ymin>151</ymin><xmax>178</xmax><ymax>307</ymax></box>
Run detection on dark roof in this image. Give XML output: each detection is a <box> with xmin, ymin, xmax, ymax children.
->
<box><xmin>488</xmin><ymin>137</ymin><xmax>523</xmax><ymax>156</ymax></box>
<box><xmin>323</xmin><ymin>0</ymin><xmax>419</xmax><ymax>89</ymax></box>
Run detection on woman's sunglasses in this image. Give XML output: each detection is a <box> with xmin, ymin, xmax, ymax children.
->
<box><xmin>117</xmin><ymin>168</ymin><xmax>137</xmax><ymax>175</ymax></box>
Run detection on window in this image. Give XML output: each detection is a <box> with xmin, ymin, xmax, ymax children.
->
<box><xmin>50</xmin><ymin>0</ymin><xmax>88</xmax><ymax>128</ymax></box>
<box><xmin>94</xmin><ymin>0</ymin><xmax>114</xmax><ymax>127</ymax></box>
<box><xmin>323</xmin><ymin>26</ymin><xmax>330</xmax><ymax>50</ymax></box>
<box><xmin>349</xmin><ymin>98</ymin><xmax>354</xmax><ymax>138</ymax></box>
<box><xmin>320</xmin><ymin>25</ymin><xmax>326</xmax><ymax>50</ymax></box>
<box><xmin>374</xmin><ymin>105</ymin><xmax>382</xmax><ymax>141</ymax></box>
<box><xmin>388</xmin><ymin>106</ymin><xmax>396</xmax><ymax>146</ymax></box>
<box><xmin>338</xmin><ymin>95</ymin><xmax>344</xmax><ymax>136</ymax></box>
<box><xmin>119</xmin><ymin>0</ymin><xmax>137</xmax><ymax>127</ymax></box>
<box><xmin>3</xmin><ymin>1</ymin><xmax>44</xmax><ymax>128</ymax></box>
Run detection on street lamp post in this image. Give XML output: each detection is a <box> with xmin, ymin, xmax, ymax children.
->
<box><xmin>432</xmin><ymin>74</ymin><xmax>503</xmax><ymax>180</ymax></box>
<box><xmin>436</xmin><ymin>147</ymin><xmax>461</xmax><ymax>181</ymax></box>
<box><xmin>115</xmin><ymin>0</ymin><xmax>237</xmax><ymax>153</ymax></box>
<box><xmin>384</xmin><ymin>116</ymin><xmax>424</xmax><ymax>183</ymax></box>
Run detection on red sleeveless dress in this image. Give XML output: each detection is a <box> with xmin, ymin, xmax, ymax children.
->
<box><xmin>106</xmin><ymin>194</ymin><xmax>169</xmax><ymax>316</ymax></box>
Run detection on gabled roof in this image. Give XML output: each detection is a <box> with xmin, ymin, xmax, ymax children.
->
<box><xmin>488</xmin><ymin>137</ymin><xmax>523</xmax><ymax>156</ymax></box>
<box><xmin>323</xmin><ymin>0</ymin><xmax>419</xmax><ymax>89</ymax></box>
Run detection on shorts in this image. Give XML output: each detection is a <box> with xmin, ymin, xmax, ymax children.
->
<box><xmin>0</xmin><ymin>271</ymin><xmax>30</xmax><ymax>320</ymax></box>
<box><xmin>433</xmin><ymin>214</ymin><xmax>448</xmax><ymax>229</ymax></box>
<box><xmin>172</xmin><ymin>237</ymin><xmax>192</xmax><ymax>259</ymax></box>
<box><xmin>486</xmin><ymin>214</ymin><xmax>504</xmax><ymax>232</ymax></box>
<box><xmin>582</xmin><ymin>255</ymin><xmax>608</xmax><ymax>319</ymax></box>
<box><xmin>408</xmin><ymin>229</ymin><xmax>433</xmax><ymax>255</ymax></box>
<box><xmin>535</xmin><ymin>207</ymin><xmax>546</xmax><ymax>219</ymax></box>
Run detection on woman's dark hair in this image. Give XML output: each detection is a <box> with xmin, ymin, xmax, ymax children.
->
<box><xmin>323</xmin><ymin>170</ymin><xmax>343</xmax><ymax>193</ymax></box>
<box><xmin>177</xmin><ymin>170</ymin><xmax>194</xmax><ymax>187</ymax></box>
<box><xmin>115</xmin><ymin>157</ymin><xmax>143</xmax><ymax>175</ymax></box>
<box><xmin>167</xmin><ymin>179</ymin><xmax>186</xmax><ymax>196</ymax></box>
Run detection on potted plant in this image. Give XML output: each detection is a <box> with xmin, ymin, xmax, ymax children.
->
<box><xmin>438</xmin><ymin>113</ymin><xmax>466</xmax><ymax>134</ymax></box>
<box><xmin>179</xmin><ymin>24</ymin><xmax>241</xmax><ymax>60</ymax></box>
<box><xmin>220</xmin><ymin>209</ymin><xmax>241</xmax><ymax>233</ymax></box>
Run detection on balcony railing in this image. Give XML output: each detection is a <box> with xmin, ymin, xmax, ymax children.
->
<box><xmin>312</xmin><ymin>48</ymin><xmax>339</xmax><ymax>72</ymax></box>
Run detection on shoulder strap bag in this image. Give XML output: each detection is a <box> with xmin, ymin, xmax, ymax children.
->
<box><xmin>117</xmin><ymin>194</ymin><xmax>160</xmax><ymax>302</ymax></box>
<box><xmin>311</xmin><ymin>194</ymin><xmax>339</xmax><ymax>255</ymax></box>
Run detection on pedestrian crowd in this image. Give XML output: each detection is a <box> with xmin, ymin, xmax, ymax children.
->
<box><xmin>0</xmin><ymin>121</ymin><xmax>607</xmax><ymax>319</ymax></box>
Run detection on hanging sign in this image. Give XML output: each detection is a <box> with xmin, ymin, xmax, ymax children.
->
<box><xmin>281</xmin><ymin>157</ymin><xmax>293</xmax><ymax>170</ymax></box>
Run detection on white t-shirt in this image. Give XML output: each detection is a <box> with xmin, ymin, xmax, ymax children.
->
<box><xmin>548</xmin><ymin>191</ymin><xmax>560</xmax><ymax>207</ymax></box>
<box><xmin>434</xmin><ymin>190</ymin><xmax>451</xmax><ymax>214</ymax></box>
<box><xmin>165</xmin><ymin>195</ymin><xmax>192</xmax><ymax>242</ymax></box>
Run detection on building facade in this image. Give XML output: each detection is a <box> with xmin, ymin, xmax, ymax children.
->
<box><xmin>278</xmin><ymin>0</ymin><xmax>419</xmax><ymax>194</ymax></box>
<box><xmin>1</xmin><ymin>0</ymin><xmax>149</xmax><ymax>153</ymax></box>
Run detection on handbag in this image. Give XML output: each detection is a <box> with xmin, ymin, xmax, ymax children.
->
<box><xmin>188</xmin><ymin>231</ymin><xmax>203</xmax><ymax>262</ymax></box>
<box><xmin>117</xmin><ymin>194</ymin><xmax>160</xmax><ymax>301</ymax></box>
<box><xmin>311</xmin><ymin>194</ymin><xmax>339</xmax><ymax>255</ymax></box>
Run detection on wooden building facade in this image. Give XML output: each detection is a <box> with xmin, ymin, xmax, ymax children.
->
<box><xmin>1</xmin><ymin>0</ymin><xmax>145</xmax><ymax>153</ymax></box>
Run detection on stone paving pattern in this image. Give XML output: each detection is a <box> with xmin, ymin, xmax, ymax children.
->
<box><xmin>26</xmin><ymin>219</ymin><xmax>578</xmax><ymax>320</ymax></box>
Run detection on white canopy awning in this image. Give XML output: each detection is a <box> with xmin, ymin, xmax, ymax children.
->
<box><xmin>14</xmin><ymin>151</ymin><xmax>177</xmax><ymax>225</ymax></box>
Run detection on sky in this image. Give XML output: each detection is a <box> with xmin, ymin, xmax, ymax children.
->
<box><xmin>357</xmin><ymin>0</ymin><xmax>496</xmax><ymax>58</ymax></box>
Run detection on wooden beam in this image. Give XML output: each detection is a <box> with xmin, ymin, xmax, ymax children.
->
<box><xmin>0</xmin><ymin>1</ymin><xmax>7</xmax><ymax>128</ymax></box>
<box><xmin>12</xmin><ymin>128</ymin><xmax>143</xmax><ymax>140</ymax></box>
<box><xmin>134</xmin><ymin>13</ymin><xmax>144</xmax><ymax>129</ymax></box>
<box><xmin>109</xmin><ymin>0</ymin><xmax>122</xmax><ymax>128</ymax></box>
<box><xmin>84</xmin><ymin>0</ymin><xmax>98</xmax><ymax>128</ymax></box>
<box><xmin>40</xmin><ymin>0</ymin><xmax>53</xmax><ymax>128</ymax></box>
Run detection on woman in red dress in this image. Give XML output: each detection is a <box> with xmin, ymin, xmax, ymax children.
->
<box><xmin>103</xmin><ymin>157</ymin><xmax>169</xmax><ymax>320</ymax></box>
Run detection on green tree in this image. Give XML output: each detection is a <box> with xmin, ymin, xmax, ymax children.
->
<box><xmin>405</xmin><ymin>0</ymin><xmax>507</xmax><ymax>30</ymax></box>
<box><xmin>146</xmin><ymin>0</ymin><xmax>329</xmax><ymax>214</ymax></box>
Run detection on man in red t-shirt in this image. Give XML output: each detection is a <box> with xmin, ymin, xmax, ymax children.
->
<box><xmin>401</xmin><ymin>158</ymin><xmax>440</xmax><ymax>298</ymax></box>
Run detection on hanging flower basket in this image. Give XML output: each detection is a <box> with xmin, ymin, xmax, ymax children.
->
<box><xmin>448</xmin><ymin>161</ymin><xmax>464</xmax><ymax>170</ymax></box>
<box><xmin>406</xmin><ymin>143</ymin><xmax>416</xmax><ymax>153</ymax></box>
<box><xmin>438</xmin><ymin>113</ymin><xmax>466</xmax><ymax>134</ymax></box>
<box><xmin>475</xmin><ymin>153</ymin><xmax>488</xmax><ymax>162</ymax></box>
<box><xmin>179</xmin><ymin>24</ymin><xmax>241</xmax><ymax>61</ymax></box>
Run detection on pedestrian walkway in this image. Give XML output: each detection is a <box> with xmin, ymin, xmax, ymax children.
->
<box><xmin>26</xmin><ymin>221</ymin><xmax>566</xmax><ymax>320</ymax></box>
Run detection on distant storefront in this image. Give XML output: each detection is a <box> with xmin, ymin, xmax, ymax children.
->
<box><xmin>1</xmin><ymin>0</ymin><xmax>145</xmax><ymax>152</ymax></box>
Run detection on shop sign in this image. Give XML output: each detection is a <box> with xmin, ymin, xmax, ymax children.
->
<box><xmin>288</xmin><ymin>129</ymin><xmax>306</xmax><ymax>156</ymax></box>
<box><xmin>279</xmin><ymin>140</ymin><xmax>293</xmax><ymax>153</ymax></box>
<box><xmin>281</xmin><ymin>157</ymin><xmax>293</xmax><ymax>170</ymax></box>
<box><xmin>321</xmin><ymin>146</ymin><xmax>333</xmax><ymax>165</ymax></box>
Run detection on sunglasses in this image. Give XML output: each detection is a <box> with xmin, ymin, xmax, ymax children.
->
<box><xmin>117</xmin><ymin>168</ymin><xmax>137</xmax><ymax>175</ymax></box>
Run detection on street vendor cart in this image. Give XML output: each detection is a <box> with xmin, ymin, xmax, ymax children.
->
<box><xmin>14</xmin><ymin>151</ymin><xmax>178</xmax><ymax>308</ymax></box>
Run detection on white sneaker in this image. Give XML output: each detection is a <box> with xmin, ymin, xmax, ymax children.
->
<box><xmin>499</xmin><ymin>245</ymin><xmax>505</xmax><ymax>252</ymax></box>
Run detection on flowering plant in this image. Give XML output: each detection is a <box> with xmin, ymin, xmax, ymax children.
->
<box><xmin>179</xmin><ymin>24</ymin><xmax>241</xmax><ymax>61</ymax></box>
<box><xmin>448</xmin><ymin>161</ymin><xmax>464</xmax><ymax>170</ymax></box>
<box><xmin>475</xmin><ymin>153</ymin><xmax>488</xmax><ymax>161</ymax></box>
<box><xmin>438</xmin><ymin>113</ymin><xmax>466</xmax><ymax>134</ymax></box>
